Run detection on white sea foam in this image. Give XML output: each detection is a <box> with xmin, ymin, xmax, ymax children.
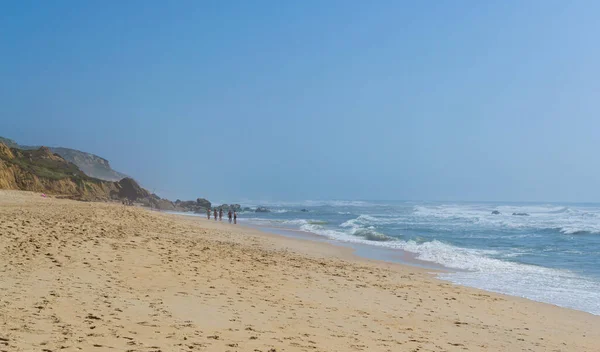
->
<box><xmin>239</xmin><ymin>201</ymin><xmax>600</xmax><ymax>315</ymax></box>
<box><xmin>298</xmin><ymin>222</ymin><xmax>600</xmax><ymax>314</ymax></box>
<box><xmin>237</xmin><ymin>199</ymin><xmax>374</xmax><ymax>208</ymax></box>
<box><xmin>412</xmin><ymin>204</ymin><xmax>600</xmax><ymax>235</ymax></box>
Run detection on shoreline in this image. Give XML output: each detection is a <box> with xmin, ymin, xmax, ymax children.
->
<box><xmin>167</xmin><ymin>211</ymin><xmax>448</xmax><ymax>271</ymax></box>
<box><xmin>2</xmin><ymin>190</ymin><xmax>600</xmax><ymax>351</ymax></box>
<box><xmin>241</xmin><ymin>222</ymin><xmax>450</xmax><ymax>272</ymax></box>
<box><xmin>166</xmin><ymin>210</ymin><xmax>600</xmax><ymax>319</ymax></box>
<box><xmin>176</xmin><ymin>211</ymin><xmax>599</xmax><ymax>316</ymax></box>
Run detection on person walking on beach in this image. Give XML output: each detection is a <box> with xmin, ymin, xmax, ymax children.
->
<box><xmin>219</xmin><ymin>208</ymin><xmax>223</xmax><ymax>221</ymax></box>
<box><xmin>207</xmin><ymin>208</ymin><xmax>211</xmax><ymax>220</ymax></box>
<box><xmin>213</xmin><ymin>208</ymin><xmax>218</xmax><ymax>221</ymax></box>
<box><xmin>228</xmin><ymin>210</ymin><xmax>232</xmax><ymax>223</ymax></box>
<box><xmin>234</xmin><ymin>211</ymin><xmax>237</xmax><ymax>224</ymax></box>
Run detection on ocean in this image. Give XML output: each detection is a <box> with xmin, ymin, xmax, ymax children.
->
<box><xmin>231</xmin><ymin>200</ymin><xmax>600</xmax><ymax>315</ymax></box>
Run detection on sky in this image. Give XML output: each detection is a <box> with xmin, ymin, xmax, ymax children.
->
<box><xmin>1</xmin><ymin>1</ymin><xmax>600</xmax><ymax>203</ymax></box>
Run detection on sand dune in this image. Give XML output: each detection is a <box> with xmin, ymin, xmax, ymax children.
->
<box><xmin>0</xmin><ymin>190</ymin><xmax>598</xmax><ymax>351</ymax></box>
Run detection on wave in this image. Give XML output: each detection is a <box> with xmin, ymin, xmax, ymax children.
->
<box><xmin>237</xmin><ymin>200</ymin><xmax>374</xmax><ymax>208</ymax></box>
<box><xmin>340</xmin><ymin>214</ymin><xmax>379</xmax><ymax>227</ymax></box>
<box><xmin>241</xmin><ymin>218</ymin><xmax>329</xmax><ymax>227</ymax></box>
<box><xmin>237</xmin><ymin>201</ymin><xmax>600</xmax><ymax>315</ymax></box>
<box><xmin>411</xmin><ymin>204</ymin><xmax>600</xmax><ymax>236</ymax></box>
<box><xmin>298</xmin><ymin>223</ymin><xmax>600</xmax><ymax>314</ymax></box>
<box><xmin>282</xmin><ymin>219</ymin><xmax>329</xmax><ymax>226</ymax></box>
<box><xmin>354</xmin><ymin>228</ymin><xmax>392</xmax><ymax>241</ymax></box>
<box><xmin>559</xmin><ymin>227</ymin><xmax>600</xmax><ymax>235</ymax></box>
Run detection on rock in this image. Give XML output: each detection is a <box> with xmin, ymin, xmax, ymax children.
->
<box><xmin>193</xmin><ymin>207</ymin><xmax>210</xmax><ymax>214</ymax></box>
<box><xmin>116</xmin><ymin>178</ymin><xmax>150</xmax><ymax>201</ymax></box>
<box><xmin>512</xmin><ymin>212</ymin><xmax>529</xmax><ymax>216</ymax></box>
<box><xmin>171</xmin><ymin>198</ymin><xmax>212</xmax><ymax>213</ymax></box>
<box><xmin>0</xmin><ymin>143</ymin><xmax>14</xmax><ymax>160</ymax></box>
<box><xmin>300</xmin><ymin>209</ymin><xmax>309</xmax><ymax>212</ymax></box>
<box><xmin>196</xmin><ymin>198</ymin><xmax>211</xmax><ymax>209</ymax></box>
<box><xmin>491</xmin><ymin>210</ymin><xmax>501</xmax><ymax>215</ymax></box>
<box><xmin>145</xmin><ymin>196</ymin><xmax>176</xmax><ymax>211</ymax></box>
<box><xmin>255</xmin><ymin>207</ymin><xmax>270</xmax><ymax>213</ymax></box>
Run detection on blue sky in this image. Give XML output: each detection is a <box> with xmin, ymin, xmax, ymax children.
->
<box><xmin>1</xmin><ymin>1</ymin><xmax>599</xmax><ymax>202</ymax></box>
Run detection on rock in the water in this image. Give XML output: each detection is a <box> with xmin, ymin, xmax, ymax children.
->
<box><xmin>512</xmin><ymin>212</ymin><xmax>529</xmax><ymax>216</ymax></box>
<box><xmin>491</xmin><ymin>210</ymin><xmax>501</xmax><ymax>215</ymax></box>
<box><xmin>301</xmin><ymin>209</ymin><xmax>309</xmax><ymax>212</ymax></box>
<box><xmin>255</xmin><ymin>207</ymin><xmax>270</xmax><ymax>213</ymax></box>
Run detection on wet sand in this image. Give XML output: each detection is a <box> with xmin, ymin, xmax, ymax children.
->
<box><xmin>1</xmin><ymin>190</ymin><xmax>599</xmax><ymax>351</ymax></box>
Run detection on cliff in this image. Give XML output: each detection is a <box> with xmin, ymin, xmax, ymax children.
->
<box><xmin>0</xmin><ymin>143</ymin><xmax>161</xmax><ymax>205</ymax></box>
<box><xmin>0</xmin><ymin>136</ymin><xmax>129</xmax><ymax>182</ymax></box>
<box><xmin>0</xmin><ymin>140</ymin><xmax>214</xmax><ymax>212</ymax></box>
<box><xmin>51</xmin><ymin>147</ymin><xmax>129</xmax><ymax>182</ymax></box>
<box><xmin>0</xmin><ymin>143</ymin><xmax>119</xmax><ymax>201</ymax></box>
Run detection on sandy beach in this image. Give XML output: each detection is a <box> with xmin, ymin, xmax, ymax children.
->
<box><xmin>1</xmin><ymin>190</ymin><xmax>599</xmax><ymax>352</ymax></box>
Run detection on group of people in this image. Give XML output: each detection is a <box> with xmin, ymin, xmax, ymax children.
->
<box><xmin>207</xmin><ymin>207</ymin><xmax>237</xmax><ymax>224</ymax></box>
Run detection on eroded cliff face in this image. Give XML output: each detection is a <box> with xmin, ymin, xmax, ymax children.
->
<box><xmin>0</xmin><ymin>143</ymin><xmax>211</xmax><ymax>210</ymax></box>
<box><xmin>0</xmin><ymin>136</ymin><xmax>129</xmax><ymax>182</ymax></box>
<box><xmin>0</xmin><ymin>143</ymin><xmax>119</xmax><ymax>201</ymax></box>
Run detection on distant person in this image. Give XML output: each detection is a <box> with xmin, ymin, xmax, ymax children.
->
<box><xmin>219</xmin><ymin>208</ymin><xmax>223</xmax><ymax>221</ymax></box>
<box><xmin>228</xmin><ymin>210</ymin><xmax>232</xmax><ymax>223</ymax></box>
<box><xmin>207</xmin><ymin>208</ymin><xmax>211</xmax><ymax>220</ymax></box>
<box><xmin>214</xmin><ymin>209</ymin><xmax>218</xmax><ymax>221</ymax></box>
<box><xmin>234</xmin><ymin>211</ymin><xmax>237</xmax><ymax>224</ymax></box>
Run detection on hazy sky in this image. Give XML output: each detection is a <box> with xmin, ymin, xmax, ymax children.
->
<box><xmin>2</xmin><ymin>1</ymin><xmax>599</xmax><ymax>202</ymax></box>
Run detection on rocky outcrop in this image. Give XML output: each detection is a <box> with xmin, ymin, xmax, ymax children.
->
<box><xmin>116</xmin><ymin>178</ymin><xmax>150</xmax><ymax>201</ymax></box>
<box><xmin>174</xmin><ymin>198</ymin><xmax>212</xmax><ymax>213</ymax></box>
<box><xmin>491</xmin><ymin>210</ymin><xmax>501</xmax><ymax>215</ymax></box>
<box><xmin>0</xmin><ymin>143</ymin><xmax>15</xmax><ymax>160</ymax></box>
<box><xmin>512</xmin><ymin>212</ymin><xmax>529</xmax><ymax>216</ymax></box>
<box><xmin>196</xmin><ymin>198</ymin><xmax>211</xmax><ymax>210</ymax></box>
<box><xmin>255</xmin><ymin>207</ymin><xmax>270</xmax><ymax>213</ymax></box>
<box><xmin>138</xmin><ymin>194</ymin><xmax>177</xmax><ymax>211</ymax></box>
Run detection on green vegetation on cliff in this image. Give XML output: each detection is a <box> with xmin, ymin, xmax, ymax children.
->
<box><xmin>0</xmin><ymin>136</ymin><xmax>128</xmax><ymax>181</ymax></box>
<box><xmin>0</xmin><ymin>140</ymin><xmax>214</xmax><ymax>211</ymax></box>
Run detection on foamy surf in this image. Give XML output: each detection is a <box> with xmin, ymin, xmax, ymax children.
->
<box><xmin>237</xmin><ymin>200</ymin><xmax>600</xmax><ymax>315</ymax></box>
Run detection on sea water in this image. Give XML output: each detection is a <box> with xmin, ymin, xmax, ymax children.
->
<box><xmin>234</xmin><ymin>201</ymin><xmax>600</xmax><ymax>315</ymax></box>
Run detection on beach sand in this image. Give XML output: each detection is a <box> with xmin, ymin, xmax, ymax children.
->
<box><xmin>1</xmin><ymin>190</ymin><xmax>599</xmax><ymax>351</ymax></box>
